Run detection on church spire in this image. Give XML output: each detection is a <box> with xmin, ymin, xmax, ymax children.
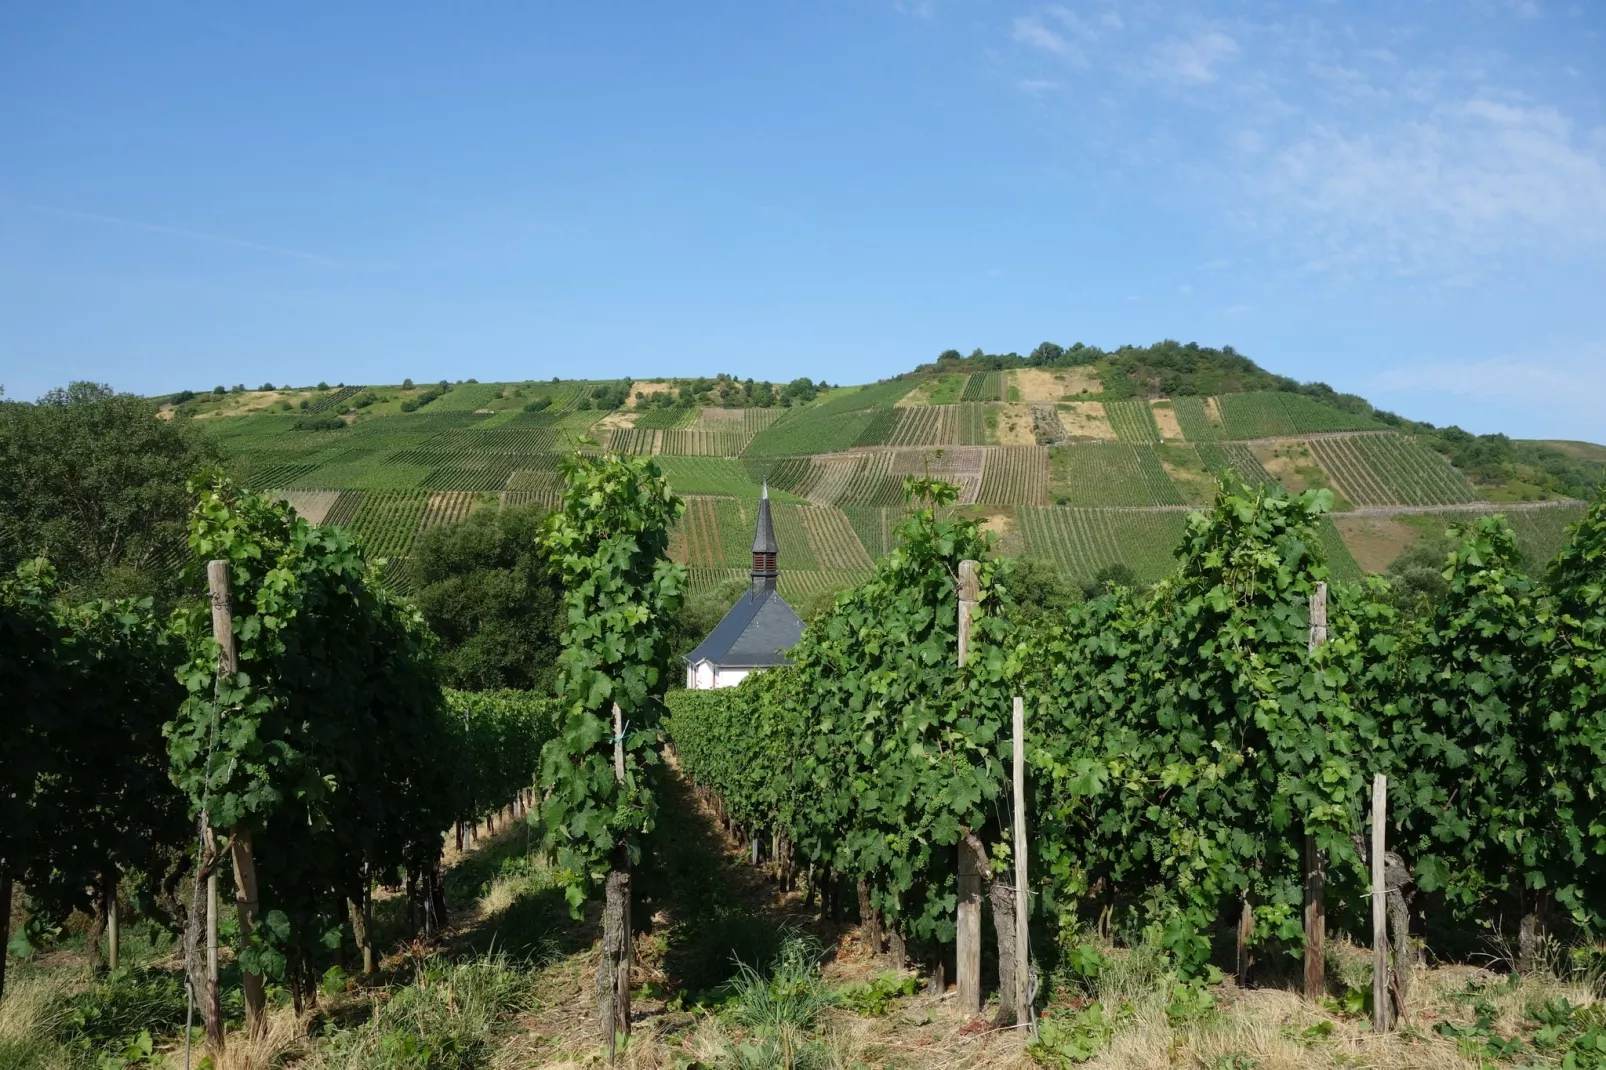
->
<box><xmin>751</xmin><ymin>481</ymin><xmax>778</xmax><ymax>595</ymax></box>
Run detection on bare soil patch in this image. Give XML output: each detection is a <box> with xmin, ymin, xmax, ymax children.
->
<box><xmin>1056</xmin><ymin>401</ymin><xmax>1116</xmax><ymax>441</ymax></box>
<box><xmin>1331</xmin><ymin>514</ymin><xmax>1421</xmax><ymax>572</ymax></box>
<box><xmin>596</xmin><ymin>410</ymin><xmax>639</xmax><ymax>430</ymax></box>
<box><xmin>627</xmin><ymin>381</ymin><xmax>673</xmax><ymax>408</ymax></box>
<box><xmin>1150</xmin><ymin>400</ymin><xmax>1183</xmax><ymax>440</ymax></box>
<box><xmin>1010</xmin><ymin>368</ymin><xmax>1102</xmax><ymax>403</ymax></box>
<box><xmin>993</xmin><ymin>404</ymin><xmax>1036</xmax><ymax>445</ymax></box>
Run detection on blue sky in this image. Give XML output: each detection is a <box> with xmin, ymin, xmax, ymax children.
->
<box><xmin>1</xmin><ymin>2</ymin><xmax>1602</xmax><ymax>440</ymax></box>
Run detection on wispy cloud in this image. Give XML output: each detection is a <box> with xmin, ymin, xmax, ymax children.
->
<box><xmin>997</xmin><ymin>5</ymin><xmax>1606</xmax><ymax>280</ymax></box>
<box><xmin>1013</xmin><ymin>15</ymin><xmax>1076</xmax><ymax>59</ymax></box>
<box><xmin>1372</xmin><ymin>347</ymin><xmax>1606</xmax><ymax>411</ymax></box>
<box><xmin>1256</xmin><ymin>97</ymin><xmax>1606</xmax><ymax>272</ymax></box>
<box><xmin>1148</xmin><ymin>30</ymin><xmax>1240</xmax><ymax>85</ymax></box>
<box><xmin>17</xmin><ymin>201</ymin><xmax>336</xmax><ymax>265</ymax></box>
<box><xmin>1015</xmin><ymin>77</ymin><xmax>1061</xmax><ymax>95</ymax></box>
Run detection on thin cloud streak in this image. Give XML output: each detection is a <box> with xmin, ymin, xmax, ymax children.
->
<box><xmin>18</xmin><ymin>202</ymin><xmax>337</xmax><ymax>266</ymax></box>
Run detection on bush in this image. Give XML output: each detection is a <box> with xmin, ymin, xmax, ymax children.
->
<box><xmin>293</xmin><ymin>414</ymin><xmax>346</xmax><ymax>431</ymax></box>
<box><xmin>522</xmin><ymin>396</ymin><xmax>552</xmax><ymax>413</ymax></box>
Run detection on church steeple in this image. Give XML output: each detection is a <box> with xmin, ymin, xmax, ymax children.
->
<box><xmin>751</xmin><ymin>481</ymin><xmax>778</xmax><ymax>595</ymax></box>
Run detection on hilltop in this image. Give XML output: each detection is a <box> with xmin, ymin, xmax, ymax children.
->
<box><xmin>163</xmin><ymin>343</ymin><xmax>1606</xmax><ymax>599</ymax></box>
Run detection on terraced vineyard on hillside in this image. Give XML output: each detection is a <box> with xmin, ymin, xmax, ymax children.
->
<box><xmin>193</xmin><ymin>375</ymin><xmax>1592</xmax><ymax>600</ymax></box>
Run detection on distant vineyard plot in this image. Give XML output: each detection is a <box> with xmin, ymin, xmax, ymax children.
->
<box><xmin>1020</xmin><ymin>507</ymin><xmax>1189</xmax><ymax>584</ymax></box>
<box><xmin>978</xmin><ymin>446</ymin><xmax>1050</xmax><ymax>505</ymax></box>
<box><xmin>1050</xmin><ymin>444</ymin><xmax>1183</xmax><ymax>506</ymax></box>
<box><xmin>1104</xmin><ymin>399</ymin><xmax>1163</xmax><ymax>444</ymax></box>
<box><xmin>1309</xmin><ymin>434</ymin><xmax>1477</xmax><ymax>506</ymax></box>
<box><xmin>1217</xmin><ymin>392</ymin><xmax>1382</xmax><ymax>439</ymax></box>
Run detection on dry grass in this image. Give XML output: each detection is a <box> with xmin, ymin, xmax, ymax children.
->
<box><xmin>1057</xmin><ymin>402</ymin><xmax>1116</xmax><ymax>441</ymax></box>
<box><xmin>1150</xmin><ymin>401</ymin><xmax>1183</xmax><ymax>441</ymax></box>
<box><xmin>627</xmin><ymin>382</ymin><xmax>673</xmax><ymax>409</ymax></box>
<box><xmin>596</xmin><ymin>410</ymin><xmax>638</xmax><ymax>430</ymax></box>
<box><xmin>209</xmin><ymin>1005</ymin><xmax>309</xmax><ymax>1070</ymax></box>
<box><xmin>1011</xmin><ymin>369</ymin><xmax>1102</xmax><ymax>404</ymax></box>
<box><xmin>994</xmin><ymin>404</ymin><xmax>1037</xmax><ymax>445</ymax></box>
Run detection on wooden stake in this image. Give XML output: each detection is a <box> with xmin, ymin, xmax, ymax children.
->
<box><xmin>955</xmin><ymin>560</ymin><xmax>983</xmax><ymax>1015</ymax></box>
<box><xmin>1372</xmin><ymin>774</ymin><xmax>1390</xmax><ymax>1033</ymax></box>
<box><xmin>204</xmin><ymin>561</ymin><xmax>234</xmax><ymax>1048</ymax></box>
<box><xmin>957</xmin><ymin>560</ymin><xmax>978</xmax><ymax>669</ymax></box>
<box><xmin>1304</xmin><ymin>834</ymin><xmax>1324</xmax><ymax>998</ymax></box>
<box><xmin>1304</xmin><ymin>582</ymin><xmax>1328</xmax><ymax>1000</ymax></box>
<box><xmin>603</xmin><ymin>702</ymin><xmax>631</xmax><ymax>1062</ymax></box>
<box><xmin>107</xmin><ymin>873</ymin><xmax>120</xmax><ymax>972</ymax></box>
<box><xmin>957</xmin><ymin>832</ymin><xmax>985</xmax><ymax>1014</ymax></box>
<box><xmin>1012</xmin><ymin>697</ymin><xmax>1031</xmax><ymax>1032</ymax></box>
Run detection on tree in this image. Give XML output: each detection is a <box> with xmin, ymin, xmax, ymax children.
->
<box><xmin>0</xmin><ymin>382</ymin><xmax>221</xmax><ymax>603</ymax></box>
<box><xmin>412</xmin><ymin>503</ymin><xmax>566</xmax><ymax>692</ymax></box>
<box><xmin>1029</xmin><ymin>341</ymin><xmax>1065</xmax><ymax>366</ymax></box>
<box><xmin>538</xmin><ymin>449</ymin><xmax>685</xmax><ymax>1049</ymax></box>
<box><xmin>402</xmin><ymin>378</ymin><xmax>414</xmax><ymax>389</ymax></box>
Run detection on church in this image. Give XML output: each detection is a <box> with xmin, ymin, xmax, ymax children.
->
<box><xmin>682</xmin><ymin>485</ymin><xmax>806</xmax><ymax>690</ymax></box>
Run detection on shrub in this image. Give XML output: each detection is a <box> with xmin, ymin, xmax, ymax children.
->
<box><xmin>293</xmin><ymin>414</ymin><xmax>346</xmax><ymax>431</ymax></box>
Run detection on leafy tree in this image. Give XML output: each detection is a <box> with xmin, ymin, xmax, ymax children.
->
<box><xmin>402</xmin><ymin>377</ymin><xmax>414</xmax><ymax>389</ymax></box>
<box><xmin>412</xmin><ymin>503</ymin><xmax>566</xmax><ymax>692</ymax></box>
<box><xmin>0</xmin><ymin>382</ymin><xmax>221</xmax><ymax>603</ymax></box>
<box><xmin>1000</xmin><ymin>557</ymin><xmax>1082</xmax><ymax>627</ymax></box>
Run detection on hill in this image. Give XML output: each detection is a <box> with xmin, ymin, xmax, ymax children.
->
<box><xmin>166</xmin><ymin>347</ymin><xmax>1605</xmax><ymax>599</ymax></box>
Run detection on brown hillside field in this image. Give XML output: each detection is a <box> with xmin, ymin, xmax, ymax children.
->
<box><xmin>1057</xmin><ymin>401</ymin><xmax>1117</xmax><ymax>440</ymax></box>
<box><xmin>627</xmin><ymin>380</ymin><xmax>672</xmax><ymax>408</ymax></box>
<box><xmin>1011</xmin><ymin>367</ymin><xmax>1102</xmax><ymax>403</ymax></box>
<box><xmin>1332</xmin><ymin>514</ymin><xmax>1421</xmax><ymax>572</ymax></box>
<box><xmin>596</xmin><ymin>410</ymin><xmax>638</xmax><ymax>430</ymax></box>
<box><xmin>994</xmin><ymin>404</ymin><xmax>1037</xmax><ymax>444</ymax></box>
<box><xmin>1150</xmin><ymin>399</ymin><xmax>1183</xmax><ymax>440</ymax></box>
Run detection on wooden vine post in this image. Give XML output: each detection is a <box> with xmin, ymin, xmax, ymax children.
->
<box><xmin>1304</xmin><ymin>581</ymin><xmax>1328</xmax><ymax>999</ymax></box>
<box><xmin>955</xmin><ymin>560</ymin><xmax>983</xmax><ymax>1014</ymax></box>
<box><xmin>1012</xmin><ymin>696</ymin><xmax>1031</xmax><ymax>1032</ymax></box>
<box><xmin>601</xmin><ymin>701</ymin><xmax>632</xmax><ymax>1062</ymax></box>
<box><xmin>106</xmin><ymin>875</ymin><xmax>119</xmax><ymax>971</ymax></box>
<box><xmin>1372</xmin><ymin>773</ymin><xmax>1391</xmax><ymax>1033</ymax></box>
<box><xmin>209</xmin><ymin>560</ymin><xmax>267</xmax><ymax>1039</ymax></box>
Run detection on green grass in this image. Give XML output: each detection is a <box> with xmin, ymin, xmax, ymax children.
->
<box><xmin>1049</xmin><ymin>444</ymin><xmax>1184</xmax><ymax>506</ymax></box>
<box><xmin>923</xmin><ymin>373</ymin><xmax>968</xmax><ymax>405</ymax></box>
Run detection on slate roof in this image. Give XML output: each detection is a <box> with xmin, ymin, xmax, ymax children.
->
<box><xmin>752</xmin><ymin>484</ymin><xmax>778</xmax><ymax>554</ymax></box>
<box><xmin>683</xmin><ymin>588</ymin><xmax>803</xmax><ymax>670</ymax></box>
